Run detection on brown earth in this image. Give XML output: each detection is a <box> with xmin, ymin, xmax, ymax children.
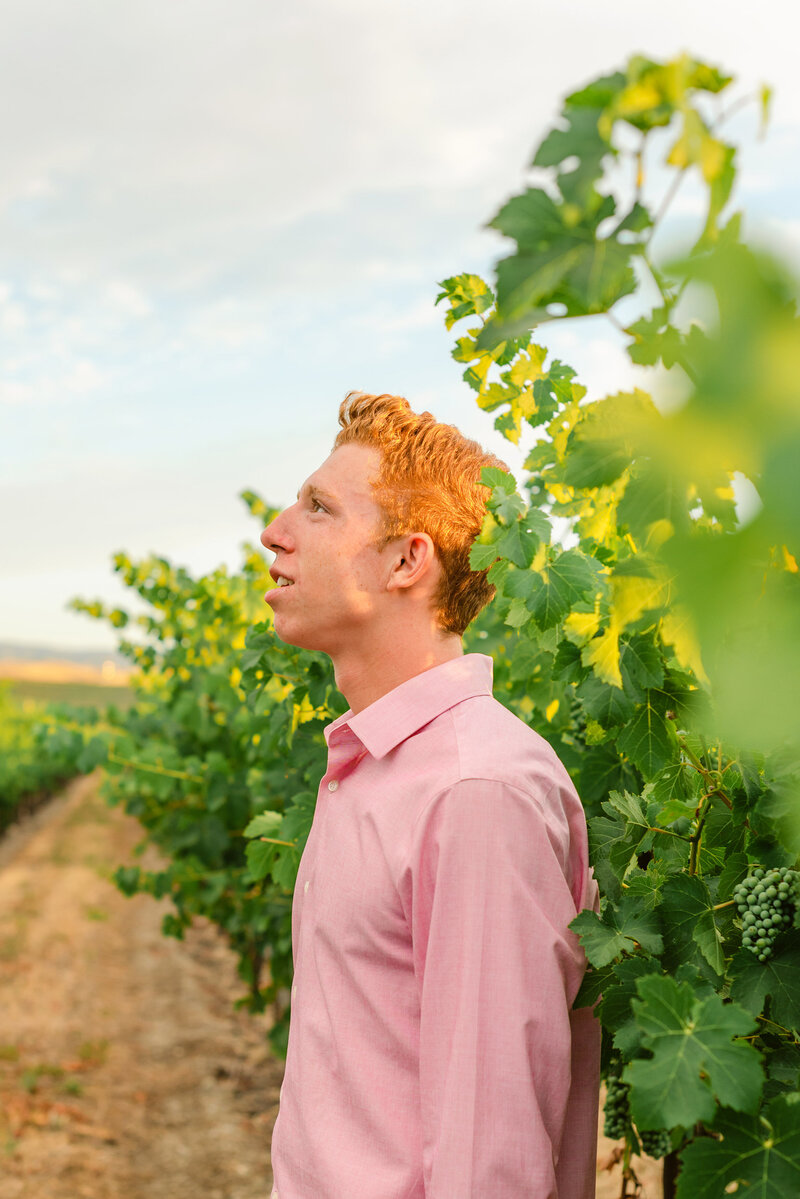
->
<box><xmin>0</xmin><ymin>774</ymin><xmax>280</xmax><ymax>1199</ymax></box>
<box><xmin>0</xmin><ymin>775</ymin><xmax>662</xmax><ymax>1199</ymax></box>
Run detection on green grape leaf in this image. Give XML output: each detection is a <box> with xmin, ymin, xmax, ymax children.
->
<box><xmin>469</xmin><ymin>542</ymin><xmax>501</xmax><ymax>571</ymax></box>
<box><xmin>589</xmin><ymin>789</ymin><xmax>652</xmax><ymax>889</ymax></box>
<box><xmin>562</xmin><ymin>435</ymin><xmax>631</xmax><ymax>488</ymax></box>
<box><xmin>676</xmin><ymin>1097</ymin><xmax>800</xmax><ymax>1199</ymax></box>
<box><xmin>489</xmin><ymin>187</ymin><xmax>565</xmax><ymax>249</ymax></box>
<box><xmin>624</xmin><ymin>975</ymin><xmax>761</xmax><ymax>1129</ymax></box>
<box><xmin>495</xmin><ymin>521</ymin><xmax>542</xmax><ymax>569</ymax></box>
<box><xmin>605</xmin><ymin>789</ymin><xmax>651</xmax><ymax>840</ymax></box>
<box><xmin>504</xmin><ymin>596</ymin><xmax>531</xmax><ymax>629</ymax></box>
<box><xmin>617</xmin><ymin>468</ymin><xmax>688</xmax><ymax>544</ymax></box>
<box><xmin>617</xmin><ymin>695</ymin><xmax>676</xmax><ymax>776</ymax></box>
<box><xmin>661</xmin><ymin>873</ymin><xmax>725</xmax><ymax>976</ymax></box>
<box><xmin>569</xmin><ymin>893</ymin><xmax>663</xmax><ymax>968</ymax></box>
<box><xmin>577</xmin><ymin>674</ymin><xmax>636</xmax><ymax>726</ymax></box>
<box><xmin>245</xmin><ymin>837</ymin><xmax>276</xmax><ymax>882</ymax></box>
<box><xmin>435</xmin><ymin>273</ymin><xmax>494</xmax><ymax>328</ymax></box>
<box><xmin>650</xmin><ymin>761</ymin><xmax>703</xmax><ymax>811</ymax></box>
<box><xmin>716</xmin><ymin>850</ymin><xmax>749</xmax><ymax>902</ymax></box>
<box><xmin>280</xmin><ymin>790</ymin><xmax>316</xmax><ymax>847</ymax></box>
<box><xmin>532</xmin><ymin>103</ymin><xmax>611</xmax><ymax>207</ymax></box>
<box><xmin>493</xmin><ymin>235</ymin><xmax>636</xmax><ymax>326</ymax></box>
<box><xmin>730</xmin><ymin>934</ymin><xmax>800</xmax><ymax>1030</ymax></box>
<box><xmin>243</xmin><ymin>810</ymin><xmax>283</xmax><ymax>839</ymax></box>
<box><xmin>573</xmin><ymin>963</ymin><xmax>615</xmax><ymax>1009</ymax></box>
<box><xmin>476</xmin><ymin>381</ymin><xmax>522</xmax><ymax>413</ymax></box>
<box><xmin>619</xmin><ymin>634</ymin><xmax>665</xmax><ymax>696</ymax></box>
<box><xmin>491</xmin><ymin>487</ymin><xmax>527</xmax><ymax>525</ymax></box>
<box><xmin>600</xmin><ymin>958</ymin><xmax>661</xmax><ymax>1056</ymax></box>
<box><xmin>480</xmin><ymin>465</ymin><xmax>517</xmax><ymax>492</ymax></box>
<box><xmin>525</xmin><ymin>549</ymin><xmax>599</xmax><ymax>628</ymax></box>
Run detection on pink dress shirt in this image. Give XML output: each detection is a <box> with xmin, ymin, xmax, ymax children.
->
<box><xmin>270</xmin><ymin>653</ymin><xmax>600</xmax><ymax>1198</ymax></box>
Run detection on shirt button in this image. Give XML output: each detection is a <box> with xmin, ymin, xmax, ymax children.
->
<box><xmin>291</xmin><ymin>984</ymin><xmax>297</xmax><ymax>999</ymax></box>
<box><xmin>304</xmin><ymin>879</ymin><xmax>310</xmax><ymax>893</ymax></box>
<box><xmin>328</xmin><ymin>779</ymin><xmax>339</xmax><ymax>792</ymax></box>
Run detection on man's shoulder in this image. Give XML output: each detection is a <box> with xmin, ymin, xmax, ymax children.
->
<box><xmin>422</xmin><ymin>690</ymin><xmax>575</xmax><ymax>800</ymax></box>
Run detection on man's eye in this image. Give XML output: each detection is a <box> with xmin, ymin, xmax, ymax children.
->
<box><xmin>310</xmin><ymin>498</ymin><xmax>327</xmax><ymax>513</ymax></box>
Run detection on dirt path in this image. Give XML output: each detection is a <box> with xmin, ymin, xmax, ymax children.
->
<box><xmin>0</xmin><ymin>774</ymin><xmax>282</xmax><ymax>1199</ymax></box>
<box><xmin>0</xmin><ymin>774</ymin><xmax>661</xmax><ymax>1199</ymax></box>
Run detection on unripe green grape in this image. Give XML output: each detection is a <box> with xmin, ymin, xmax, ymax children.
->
<box><xmin>604</xmin><ymin>1075</ymin><xmax>630</xmax><ymax>1141</ymax></box>
<box><xmin>639</xmin><ymin>1128</ymin><xmax>672</xmax><ymax>1159</ymax></box>
<box><xmin>736</xmin><ymin>868</ymin><xmax>799</xmax><ymax>960</ymax></box>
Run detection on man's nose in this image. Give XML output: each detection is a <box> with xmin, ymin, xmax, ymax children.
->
<box><xmin>261</xmin><ymin>513</ymin><xmax>290</xmax><ymax>552</ymax></box>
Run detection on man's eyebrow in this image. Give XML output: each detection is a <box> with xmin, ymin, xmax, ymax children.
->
<box><xmin>296</xmin><ymin>482</ymin><xmax>338</xmax><ymax>504</ymax></box>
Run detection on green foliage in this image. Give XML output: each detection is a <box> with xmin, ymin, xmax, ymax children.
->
<box><xmin>676</xmin><ymin>1097</ymin><xmax>800</xmax><ymax>1199</ymax></box>
<box><xmin>0</xmin><ymin>684</ymin><xmax>88</xmax><ymax>828</ymax></box>
<box><xmin>435</xmin><ymin>49</ymin><xmax>800</xmax><ymax>1198</ymax></box>
<box><xmin>63</xmin><ymin>520</ymin><xmax>339</xmax><ymax>1054</ymax></box>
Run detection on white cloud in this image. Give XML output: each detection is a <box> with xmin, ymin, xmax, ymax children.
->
<box><xmin>0</xmin><ymin>300</ymin><xmax>27</xmax><ymax>333</ymax></box>
<box><xmin>105</xmin><ymin>281</ymin><xmax>152</xmax><ymax>319</ymax></box>
<box><xmin>0</xmin><ymin>0</ymin><xmax>795</xmax><ymax>298</ymax></box>
<box><xmin>0</xmin><ymin>357</ymin><xmax>106</xmax><ymax>406</ymax></box>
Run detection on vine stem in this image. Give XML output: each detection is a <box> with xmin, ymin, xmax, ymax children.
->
<box><xmin>689</xmin><ymin>792</ymin><xmax>714</xmax><ymax>875</ymax></box>
<box><xmin>647</xmin><ymin>827</ymin><xmax>692</xmax><ymax>842</ymax></box>
<box><xmin>107</xmin><ymin>751</ymin><xmax>202</xmax><ymax>783</ymax></box>
<box><xmin>756</xmin><ymin>1014</ymin><xmax>800</xmax><ymax>1041</ymax></box>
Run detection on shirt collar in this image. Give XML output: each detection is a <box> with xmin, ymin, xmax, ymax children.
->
<box><xmin>324</xmin><ymin>653</ymin><xmax>494</xmax><ymax>761</ymax></box>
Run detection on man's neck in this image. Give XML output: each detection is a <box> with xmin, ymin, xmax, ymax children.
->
<box><xmin>332</xmin><ymin>632</ymin><xmax>464</xmax><ymax>715</ymax></box>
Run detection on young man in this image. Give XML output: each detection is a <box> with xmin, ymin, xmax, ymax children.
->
<box><xmin>261</xmin><ymin>392</ymin><xmax>599</xmax><ymax>1199</ymax></box>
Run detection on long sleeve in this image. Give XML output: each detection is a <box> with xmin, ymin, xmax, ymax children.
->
<box><xmin>404</xmin><ymin>776</ymin><xmax>595</xmax><ymax>1199</ymax></box>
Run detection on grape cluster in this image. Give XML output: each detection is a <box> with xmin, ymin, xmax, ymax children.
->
<box><xmin>734</xmin><ymin>867</ymin><xmax>799</xmax><ymax>961</ymax></box>
<box><xmin>603</xmin><ymin>1075</ymin><xmax>630</xmax><ymax>1140</ymax></box>
<box><xmin>639</xmin><ymin>1128</ymin><xmax>672</xmax><ymax>1159</ymax></box>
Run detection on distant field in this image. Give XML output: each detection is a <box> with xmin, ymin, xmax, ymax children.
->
<box><xmin>5</xmin><ymin>679</ymin><xmax>136</xmax><ymax>711</ymax></box>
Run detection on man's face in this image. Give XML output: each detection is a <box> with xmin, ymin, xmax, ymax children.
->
<box><xmin>260</xmin><ymin>443</ymin><xmax>395</xmax><ymax>655</ymax></box>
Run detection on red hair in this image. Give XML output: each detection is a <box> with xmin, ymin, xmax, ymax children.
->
<box><xmin>334</xmin><ymin>391</ymin><xmax>509</xmax><ymax>635</ymax></box>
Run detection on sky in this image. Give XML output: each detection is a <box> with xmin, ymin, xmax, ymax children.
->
<box><xmin>2</xmin><ymin>0</ymin><xmax>798</xmax><ymax>652</ymax></box>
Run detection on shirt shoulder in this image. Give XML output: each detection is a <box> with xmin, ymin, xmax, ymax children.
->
<box><xmin>405</xmin><ymin>694</ymin><xmax>593</xmax><ymax>908</ymax></box>
<box><xmin>447</xmin><ymin>692</ymin><xmax>573</xmax><ymax>793</ymax></box>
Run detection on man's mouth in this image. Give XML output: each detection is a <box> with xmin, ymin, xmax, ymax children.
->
<box><xmin>276</xmin><ymin>576</ymin><xmax>295</xmax><ymax>587</ymax></box>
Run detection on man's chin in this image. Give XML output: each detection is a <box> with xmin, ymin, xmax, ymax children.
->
<box><xmin>270</xmin><ymin>617</ymin><xmax>329</xmax><ymax>655</ymax></box>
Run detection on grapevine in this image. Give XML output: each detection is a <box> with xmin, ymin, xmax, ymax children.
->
<box><xmin>604</xmin><ymin>1073</ymin><xmax>631</xmax><ymax>1141</ymax></box>
<box><xmin>639</xmin><ymin>1129</ymin><xmax>672</xmax><ymax>1161</ymax></box>
<box><xmin>735</xmin><ymin>867</ymin><xmax>799</xmax><ymax>961</ymax></box>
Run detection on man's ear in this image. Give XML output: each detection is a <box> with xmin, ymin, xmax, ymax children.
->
<box><xmin>385</xmin><ymin>533</ymin><xmax>437</xmax><ymax>593</ymax></box>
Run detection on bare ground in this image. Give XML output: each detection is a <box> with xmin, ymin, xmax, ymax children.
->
<box><xmin>0</xmin><ymin>774</ymin><xmax>280</xmax><ymax>1199</ymax></box>
<box><xmin>0</xmin><ymin>774</ymin><xmax>662</xmax><ymax>1199</ymax></box>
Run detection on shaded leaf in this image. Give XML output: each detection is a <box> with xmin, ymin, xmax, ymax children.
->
<box><xmin>624</xmin><ymin>975</ymin><xmax>761</xmax><ymax>1129</ymax></box>
<box><xmin>730</xmin><ymin>934</ymin><xmax>800</xmax><ymax>1031</ymax></box>
<box><xmin>661</xmin><ymin>873</ymin><xmax>725</xmax><ymax>975</ymax></box>
<box><xmin>676</xmin><ymin>1097</ymin><xmax>800</xmax><ymax>1199</ymax></box>
<box><xmin>526</xmin><ymin>549</ymin><xmax>600</xmax><ymax>628</ymax></box>
<box><xmin>617</xmin><ymin>694</ymin><xmax>676</xmax><ymax>775</ymax></box>
<box><xmin>570</xmin><ymin>893</ymin><xmax>663</xmax><ymax>968</ymax></box>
